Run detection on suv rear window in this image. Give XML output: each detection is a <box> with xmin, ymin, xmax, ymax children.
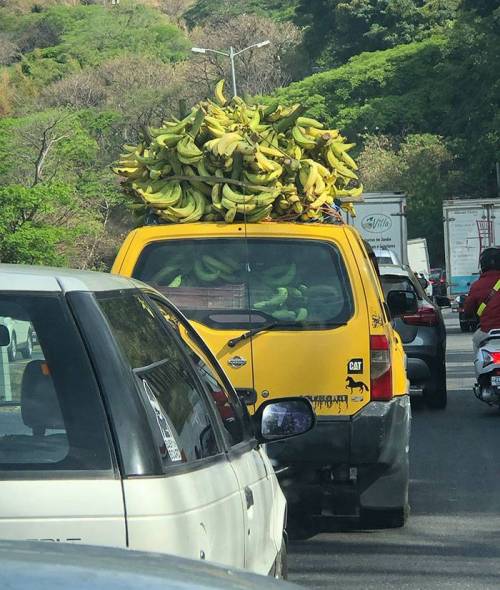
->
<box><xmin>0</xmin><ymin>294</ymin><xmax>112</xmax><ymax>472</ymax></box>
<box><xmin>132</xmin><ymin>238</ymin><xmax>354</xmax><ymax>329</ymax></box>
<box><xmin>380</xmin><ymin>275</ymin><xmax>422</xmax><ymax>301</ymax></box>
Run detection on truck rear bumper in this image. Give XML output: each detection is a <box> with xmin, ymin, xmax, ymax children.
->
<box><xmin>266</xmin><ymin>396</ymin><xmax>411</xmax><ymax>514</ymax></box>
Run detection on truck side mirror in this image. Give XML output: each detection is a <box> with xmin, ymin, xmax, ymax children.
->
<box><xmin>387</xmin><ymin>290</ymin><xmax>418</xmax><ymax>317</ymax></box>
<box><xmin>0</xmin><ymin>325</ymin><xmax>10</xmax><ymax>347</ymax></box>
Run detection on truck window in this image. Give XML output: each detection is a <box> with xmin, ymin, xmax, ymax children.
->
<box><xmin>132</xmin><ymin>238</ymin><xmax>354</xmax><ymax>330</ymax></box>
<box><xmin>97</xmin><ymin>293</ymin><xmax>220</xmax><ymax>465</ymax></box>
<box><xmin>0</xmin><ymin>295</ymin><xmax>112</xmax><ymax>472</ymax></box>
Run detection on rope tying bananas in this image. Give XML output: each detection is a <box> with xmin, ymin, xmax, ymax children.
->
<box><xmin>113</xmin><ymin>80</ymin><xmax>362</xmax><ymax>224</ymax></box>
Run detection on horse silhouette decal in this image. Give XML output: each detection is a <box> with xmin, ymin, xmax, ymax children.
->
<box><xmin>346</xmin><ymin>376</ymin><xmax>368</xmax><ymax>394</ymax></box>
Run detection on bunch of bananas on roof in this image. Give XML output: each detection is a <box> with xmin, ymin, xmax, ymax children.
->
<box><xmin>113</xmin><ymin>80</ymin><xmax>363</xmax><ymax>224</ymax></box>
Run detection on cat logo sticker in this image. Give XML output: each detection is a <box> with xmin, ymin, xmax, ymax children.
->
<box><xmin>347</xmin><ymin>358</ymin><xmax>364</xmax><ymax>374</ymax></box>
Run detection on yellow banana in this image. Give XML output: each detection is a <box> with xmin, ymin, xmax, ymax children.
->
<box><xmin>301</xmin><ymin>161</ymin><xmax>319</xmax><ymax>194</ymax></box>
<box><xmin>326</xmin><ymin>147</ymin><xmax>358</xmax><ymax>180</ymax></box>
<box><xmin>224</xmin><ymin>206</ymin><xmax>237</xmax><ymax>223</ymax></box>
<box><xmin>207</xmin><ymin>125</ymin><xmax>225</xmax><ymax>138</ymax></box>
<box><xmin>214</xmin><ymin>79</ymin><xmax>227</xmax><ymax>106</ymax></box>
<box><xmin>215</xmin><ymin>132</ymin><xmax>243</xmax><ymax>157</ymax></box>
<box><xmin>259</xmin><ymin>145</ymin><xmax>284</xmax><ymax>158</ymax></box>
<box><xmin>297</xmin><ymin>116</ymin><xmax>324</xmax><ymax>129</ymax></box>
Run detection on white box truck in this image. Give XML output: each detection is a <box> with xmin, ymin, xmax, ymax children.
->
<box><xmin>407</xmin><ymin>238</ymin><xmax>430</xmax><ymax>277</ymax></box>
<box><xmin>443</xmin><ymin>198</ymin><xmax>500</xmax><ymax>295</ymax></box>
<box><xmin>345</xmin><ymin>192</ymin><xmax>408</xmax><ymax>265</ymax></box>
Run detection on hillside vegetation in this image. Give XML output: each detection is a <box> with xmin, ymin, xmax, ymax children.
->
<box><xmin>0</xmin><ymin>0</ymin><xmax>498</xmax><ymax>266</ymax></box>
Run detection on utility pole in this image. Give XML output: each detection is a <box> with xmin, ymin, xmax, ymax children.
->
<box><xmin>192</xmin><ymin>41</ymin><xmax>271</xmax><ymax>97</ymax></box>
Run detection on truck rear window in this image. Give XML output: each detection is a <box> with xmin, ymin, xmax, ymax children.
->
<box><xmin>132</xmin><ymin>238</ymin><xmax>354</xmax><ymax>329</ymax></box>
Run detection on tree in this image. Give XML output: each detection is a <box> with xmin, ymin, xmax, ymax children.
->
<box><xmin>2</xmin><ymin>2</ymin><xmax>190</xmax><ymax>91</ymax></box>
<box><xmin>183</xmin><ymin>0</ymin><xmax>298</xmax><ymax>27</ymax></box>
<box><xmin>358</xmin><ymin>134</ymin><xmax>457</xmax><ymax>264</ymax></box>
<box><xmin>0</xmin><ymin>182</ymin><xmax>74</xmax><ymax>265</ymax></box>
<box><xmin>189</xmin><ymin>13</ymin><xmax>304</xmax><ymax>97</ymax></box>
<box><xmin>294</xmin><ymin>0</ymin><xmax>460</xmax><ymax>67</ymax></box>
<box><xmin>0</xmin><ymin>110</ymin><xmax>98</xmax><ymax>186</ymax></box>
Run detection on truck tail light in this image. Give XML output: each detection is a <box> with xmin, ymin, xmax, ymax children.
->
<box><xmin>370</xmin><ymin>335</ymin><xmax>392</xmax><ymax>401</ymax></box>
<box><xmin>402</xmin><ymin>306</ymin><xmax>439</xmax><ymax>327</ymax></box>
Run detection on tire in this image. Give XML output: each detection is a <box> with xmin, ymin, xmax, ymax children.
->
<box><xmin>7</xmin><ymin>332</ymin><xmax>17</xmax><ymax>362</ymax></box>
<box><xmin>424</xmin><ymin>365</ymin><xmax>447</xmax><ymax>409</ymax></box>
<box><xmin>287</xmin><ymin>514</ymin><xmax>318</xmax><ymax>541</ymax></box>
<box><xmin>460</xmin><ymin>321</ymin><xmax>470</xmax><ymax>333</ymax></box>
<box><xmin>360</xmin><ymin>504</ymin><xmax>409</xmax><ymax>529</ymax></box>
<box><xmin>270</xmin><ymin>536</ymin><xmax>288</xmax><ymax>580</ymax></box>
<box><xmin>21</xmin><ymin>331</ymin><xmax>33</xmax><ymax>359</ymax></box>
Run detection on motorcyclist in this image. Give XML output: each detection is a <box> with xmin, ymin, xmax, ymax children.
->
<box><xmin>463</xmin><ymin>247</ymin><xmax>500</xmax><ymax>354</ymax></box>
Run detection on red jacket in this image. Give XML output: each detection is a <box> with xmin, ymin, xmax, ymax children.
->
<box><xmin>463</xmin><ymin>270</ymin><xmax>500</xmax><ymax>332</ymax></box>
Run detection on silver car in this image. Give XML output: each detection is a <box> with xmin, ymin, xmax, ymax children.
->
<box><xmin>379</xmin><ymin>264</ymin><xmax>447</xmax><ymax>409</ymax></box>
<box><xmin>0</xmin><ymin>540</ymin><xmax>301</xmax><ymax>589</ymax></box>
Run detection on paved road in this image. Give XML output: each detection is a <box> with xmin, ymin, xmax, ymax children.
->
<box><xmin>289</xmin><ymin>310</ymin><xmax>500</xmax><ymax>589</ymax></box>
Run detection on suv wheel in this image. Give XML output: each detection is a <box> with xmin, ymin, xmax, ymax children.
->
<box><xmin>7</xmin><ymin>332</ymin><xmax>17</xmax><ymax>362</ymax></box>
<box><xmin>361</xmin><ymin>504</ymin><xmax>409</xmax><ymax>529</ymax></box>
<box><xmin>423</xmin><ymin>365</ymin><xmax>447</xmax><ymax>409</ymax></box>
<box><xmin>287</xmin><ymin>514</ymin><xmax>319</xmax><ymax>541</ymax></box>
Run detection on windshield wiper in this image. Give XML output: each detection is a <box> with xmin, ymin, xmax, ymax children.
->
<box><xmin>227</xmin><ymin>320</ymin><xmax>346</xmax><ymax>348</ymax></box>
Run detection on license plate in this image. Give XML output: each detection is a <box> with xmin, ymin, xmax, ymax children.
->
<box><xmin>491</xmin><ymin>376</ymin><xmax>500</xmax><ymax>387</ymax></box>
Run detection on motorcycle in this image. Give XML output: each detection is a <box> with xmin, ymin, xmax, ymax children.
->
<box><xmin>474</xmin><ymin>329</ymin><xmax>500</xmax><ymax>406</ymax></box>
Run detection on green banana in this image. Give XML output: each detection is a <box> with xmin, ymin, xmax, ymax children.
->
<box><xmin>168</xmin><ymin>275</ymin><xmax>182</xmax><ymax>288</ymax></box>
<box><xmin>202</xmin><ymin>255</ymin><xmax>233</xmax><ymax>274</ymax></box>
<box><xmin>194</xmin><ymin>259</ymin><xmax>220</xmax><ymax>282</ymax></box>
<box><xmin>253</xmin><ymin>287</ymin><xmax>288</xmax><ymax>310</ymax></box>
<box><xmin>222</xmin><ymin>184</ymin><xmax>256</xmax><ymax>205</ymax></box>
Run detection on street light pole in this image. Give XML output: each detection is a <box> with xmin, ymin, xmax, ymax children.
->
<box><xmin>229</xmin><ymin>46</ymin><xmax>238</xmax><ymax>97</ymax></box>
<box><xmin>192</xmin><ymin>40</ymin><xmax>270</xmax><ymax>98</ymax></box>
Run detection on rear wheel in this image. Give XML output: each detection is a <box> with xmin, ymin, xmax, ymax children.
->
<box><xmin>424</xmin><ymin>364</ymin><xmax>447</xmax><ymax>409</ymax></box>
<box><xmin>360</xmin><ymin>504</ymin><xmax>409</xmax><ymax>529</ymax></box>
<box><xmin>287</xmin><ymin>513</ymin><xmax>319</xmax><ymax>541</ymax></box>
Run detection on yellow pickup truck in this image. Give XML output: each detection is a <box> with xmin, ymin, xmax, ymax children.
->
<box><xmin>112</xmin><ymin>220</ymin><xmax>412</xmax><ymax>530</ymax></box>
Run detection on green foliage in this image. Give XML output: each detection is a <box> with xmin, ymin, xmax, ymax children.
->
<box><xmin>0</xmin><ymin>110</ymin><xmax>99</xmax><ymax>185</ymax></box>
<box><xmin>358</xmin><ymin>134</ymin><xmax>457</xmax><ymax>264</ymax></box>
<box><xmin>3</xmin><ymin>3</ymin><xmax>189</xmax><ymax>88</ymax></box>
<box><xmin>0</xmin><ymin>183</ymin><xmax>74</xmax><ymax>265</ymax></box>
<box><xmin>294</xmin><ymin>0</ymin><xmax>460</xmax><ymax>67</ymax></box>
<box><xmin>184</xmin><ymin>0</ymin><xmax>298</xmax><ymax>27</ymax></box>
<box><xmin>273</xmin><ymin>38</ymin><xmax>449</xmax><ymax>136</ymax></box>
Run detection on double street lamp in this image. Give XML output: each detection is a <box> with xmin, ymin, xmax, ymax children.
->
<box><xmin>191</xmin><ymin>41</ymin><xmax>271</xmax><ymax>97</ymax></box>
